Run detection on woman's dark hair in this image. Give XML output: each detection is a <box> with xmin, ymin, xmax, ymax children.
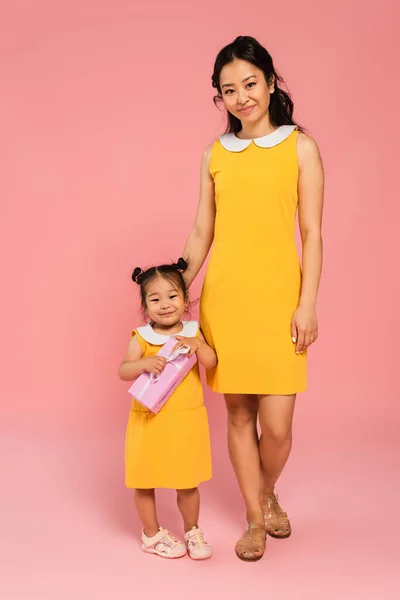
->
<box><xmin>212</xmin><ymin>36</ymin><xmax>302</xmax><ymax>134</ymax></box>
<box><xmin>132</xmin><ymin>258</ymin><xmax>189</xmax><ymax>310</ymax></box>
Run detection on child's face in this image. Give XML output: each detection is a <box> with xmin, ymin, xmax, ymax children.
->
<box><xmin>144</xmin><ymin>275</ymin><xmax>186</xmax><ymax>327</ymax></box>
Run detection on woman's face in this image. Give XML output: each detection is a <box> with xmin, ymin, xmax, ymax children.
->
<box><xmin>219</xmin><ymin>59</ymin><xmax>274</xmax><ymax>127</ymax></box>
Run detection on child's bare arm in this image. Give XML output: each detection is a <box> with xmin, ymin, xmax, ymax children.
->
<box><xmin>196</xmin><ymin>330</ymin><xmax>218</xmax><ymax>369</ymax></box>
<box><xmin>173</xmin><ymin>331</ymin><xmax>218</xmax><ymax>370</ymax></box>
<box><xmin>119</xmin><ymin>336</ymin><xmax>166</xmax><ymax>381</ymax></box>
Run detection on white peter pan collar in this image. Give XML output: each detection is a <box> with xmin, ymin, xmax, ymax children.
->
<box><xmin>219</xmin><ymin>125</ymin><xmax>297</xmax><ymax>152</ymax></box>
<box><xmin>137</xmin><ymin>320</ymin><xmax>198</xmax><ymax>345</ymax></box>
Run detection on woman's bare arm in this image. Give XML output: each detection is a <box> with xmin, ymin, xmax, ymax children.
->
<box><xmin>297</xmin><ymin>133</ymin><xmax>324</xmax><ymax>309</ymax></box>
<box><xmin>182</xmin><ymin>145</ymin><xmax>216</xmax><ymax>287</ymax></box>
<box><xmin>291</xmin><ymin>133</ymin><xmax>324</xmax><ymax>353</ymax></box>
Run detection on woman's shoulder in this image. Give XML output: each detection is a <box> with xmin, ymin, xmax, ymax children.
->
<box><xmin>201</xmin><ymin>143</ymin><xmax>214</xmax><ymax>166</ymax></box>
<box><xmin>297</xmin><ymin>131</ymin><xmax>320</xmax><ymax>154</ymax></box>
<box><xmin>296</xmin><ymin>132</ymin><xmax>322</xmax><ymax>166</ymax></box>
<box><xmin>199</xmin><ymin>143</ymin><xmax>216</xmax><ymax>179</ymax></box>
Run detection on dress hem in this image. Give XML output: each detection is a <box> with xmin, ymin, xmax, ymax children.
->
<box><xmin>207</xmin><ymin>383</ymin><xmax>306</xmax><ymax>395</ymax></box>
<box><xmin>125</xmin><ymin>476</ymin><xmax>212</xmax><ymax>490</ymax></box>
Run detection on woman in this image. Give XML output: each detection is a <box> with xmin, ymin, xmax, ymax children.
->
<box><xmin>182</xmin><ymin>36</ymin><xmax>324</xmax><ymax>561</ymax></box>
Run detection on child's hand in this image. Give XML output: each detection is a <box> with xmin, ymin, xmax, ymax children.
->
<box><xmin>141</xmin><ymin>355</ymin><xmax>167</xmax><ymax>375</ymax></box>
<box><xmin>173</xmin><ymin>336</ymin><xmax>201</xmax><ymax>358</ymax></box>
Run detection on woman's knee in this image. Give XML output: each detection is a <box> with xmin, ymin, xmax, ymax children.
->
<box><xmin>225</xmin><ymin>394</ymin><xmax>258</xmax><ymax>428</ymax></box>
<box><xmin>259</xmin><ymin>395</ymin><xmax>295</xmax><ymax>446</ymax></box>
<box><xmin>262</xmin><ymin>423</ymin><xmax>292</xmax><ymax>446</ymax></box>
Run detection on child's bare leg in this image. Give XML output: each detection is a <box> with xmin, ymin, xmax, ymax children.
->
<box><xmin>134</xmin><ymin>489</ymin><xmax>159</xmax><ymax>536</ymax></box>
<box><xmin>176</xmin><ymin>488</ymin><xmax>200</xmax><ymax>532</ymax></box>
<box><xmin>177</xmin><ymin>487</ymin><xmax>212</xmax><ymax>560</ymax></box>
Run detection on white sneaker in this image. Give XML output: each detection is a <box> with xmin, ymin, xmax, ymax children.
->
<box><xmin>184</xmin><ymin>527</ymin><xmax>212</xmax><ymax>560</ymax></box>
<box><xmin>141</xmin><ymin>528</ymin><xmax>187</xmax><ymax>559</ymax></box>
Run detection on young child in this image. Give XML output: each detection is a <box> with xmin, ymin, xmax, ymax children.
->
<box><xmin>119</xmin><ymin>258</ymin><xmax>217</xmax><ymax>560</ymax></box>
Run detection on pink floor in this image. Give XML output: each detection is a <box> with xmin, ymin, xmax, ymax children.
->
<box><xmin>1</xmin><ymin>422</ymin><xmax>399</xmax><ymax>600</ymax></box>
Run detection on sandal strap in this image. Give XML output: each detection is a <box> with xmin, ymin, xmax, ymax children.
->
<box><xmin>247</xmin><ymin>522</ymin><xmax>267</xmax><ymax>531</ymax></box>
<box><xmin>236</xmin><ymin>523</ymin><xmax>266</xmax><ymax>556</ymax></box>
<box><xmin>265</xmin><ymin>514</ymin><xmax>290</xmax><ymax>525</ymax></box>
<box><xmin>143</xmin><ymin>528</ymin><xmax>182</xmax><ymax>554</ymax></box>
<box><xmin>264</xmin><ymin>494</ymin><xmax>288</xmax><ymax>515</ymax></box>
<box><xmin>263</xmin><ymin>494</ymin><xmax>291</xmax><ymax>532</ymax></box>
<box><xmin>265</xmin><ymin>508</ymin><xmax>289</xmax><ymax>518</ymax></box>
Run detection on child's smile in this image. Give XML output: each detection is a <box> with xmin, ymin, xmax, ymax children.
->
<box><xmin>145</xmin><ymin>275</ymin><xmax>186</xmax><ymax>328</ymax></box>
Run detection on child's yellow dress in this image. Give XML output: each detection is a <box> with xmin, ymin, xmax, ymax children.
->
<box><xmin>125</xmin><ymin>320</ymin><xmax>212</xmax><ymax>490</ymax></box>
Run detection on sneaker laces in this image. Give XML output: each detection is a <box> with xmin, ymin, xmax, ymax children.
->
<box><xmin>154</xmin><ymin>530</ymin><xmax>181</xmax><ymax>553</ymax></box>
<box><xmin>188</xmin><ymin>530</ymin><xmax>207</xmax><ymax>548</ymax></box>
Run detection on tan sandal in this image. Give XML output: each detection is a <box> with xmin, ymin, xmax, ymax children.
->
<box><xmin>235</xmin><ymin>523</ymin><xmax>267</xmax><ymax>562</ymax></box>
<box><xmin>263</xmin><ymin>493</ymin><xmax>291</xmax><ymax>539</ymax></box>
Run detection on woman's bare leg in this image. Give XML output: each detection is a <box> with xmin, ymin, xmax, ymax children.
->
<box><xmin>225</xmin><ymin>394</ymin><xmax>264</xmax><ymax>525</ymax></box>
<box><xmin>258</xmin><ymin>394</ymin><xmax>296</xmax><ymax>497</ymax></box>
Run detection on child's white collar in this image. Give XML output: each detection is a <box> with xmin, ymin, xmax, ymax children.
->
<box><xmin>219</xmin><ymin>125</ymin><xmax>297</xmax><ymax>153</ymax></box>
<box><xmin>137</xmin><ymin>320</ymin><xmax>198</xmax><ymax>345</ymax></box>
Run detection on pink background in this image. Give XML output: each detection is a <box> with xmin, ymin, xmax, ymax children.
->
<box><xmin>1</xmin><ymin>1</ymin><xmax>399</xmax><ymax>598</ymax></box>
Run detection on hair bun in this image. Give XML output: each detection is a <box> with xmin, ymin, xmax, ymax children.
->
<box><xmin>132</xmin><ymin>267</ymin><xmax>143</xmax><ymax>284</ymax></box>
<box><xmin>175</xmin><ymin>257</ymin><xmax>188</xmax><ymax>272</ymax></box>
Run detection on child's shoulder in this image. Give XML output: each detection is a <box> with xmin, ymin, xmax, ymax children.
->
<box><xmin>132</xmin><ymin>321</ymin><xmax>199</xmax><ymax>344</ymax></box>
<box><xmin>180</xmin><ymin>320</ymin><xmax>199</xmax><ymax>337</ymax></box>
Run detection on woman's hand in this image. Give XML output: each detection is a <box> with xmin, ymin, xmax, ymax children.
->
<box><xmin>172</xmin><ymin>336</ymin><xmax>200</xmax><ymax>358</ymax></box>
<box><xmin>291</xmin><ymin>304</ymin><xmax>318</xmax><ymax>354</ymax></box>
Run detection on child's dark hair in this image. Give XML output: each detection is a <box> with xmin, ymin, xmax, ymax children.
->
<box><xmin>132</xmin><ymin>258</ymin><xmax>189</xmax><ymax>309</ymax></box>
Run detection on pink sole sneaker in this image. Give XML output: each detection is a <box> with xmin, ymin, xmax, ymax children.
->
<box><xmin>141</xmin><ymin>528</ymin><xmax>187</xmax><ymax>559</ymax></box>
<box><xmin>185</xmin><ymin>527</ymin><xmax>212</xmax><ymax>560</ymax></box>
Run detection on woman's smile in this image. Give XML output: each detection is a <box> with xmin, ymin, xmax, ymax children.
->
<box><xmin>238</xmin><ymin>104</ymin><xmax>257</xmax><ymax>115</ymax></box>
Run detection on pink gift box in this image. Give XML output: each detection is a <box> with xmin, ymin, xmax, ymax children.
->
<box><xmin>128</xmin><ymin>337</ymin><xmax>197</xmax><ymax>414</ymax></box>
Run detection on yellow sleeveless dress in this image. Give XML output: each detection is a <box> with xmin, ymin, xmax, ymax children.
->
<box><xmin>125</xmin><ymin>320</ymin><xmax>212</xmax><ymax>489</ymax></box>
<box><xmin>200</xmin><ymin>126</ymin><xmax>306</xmax><ymax>395</ymax></box>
